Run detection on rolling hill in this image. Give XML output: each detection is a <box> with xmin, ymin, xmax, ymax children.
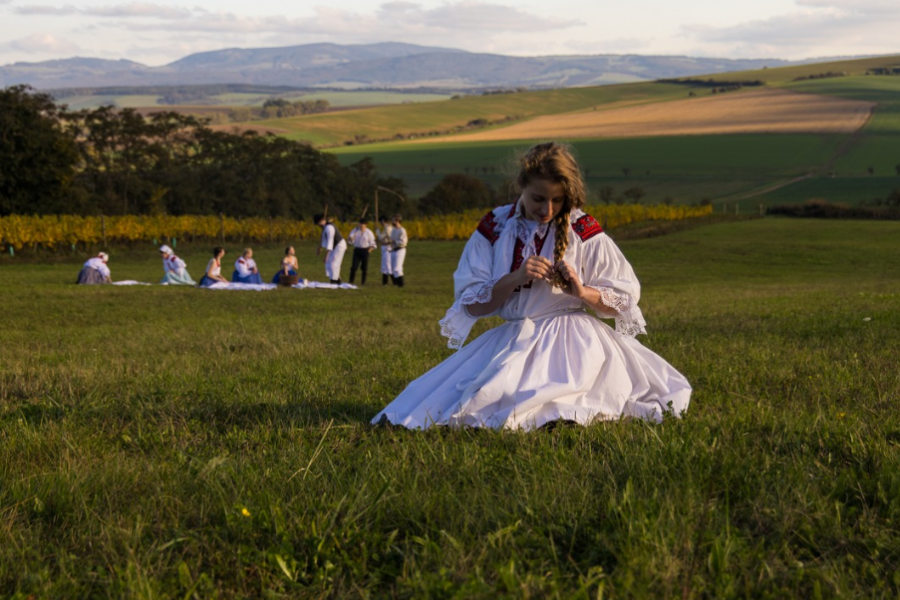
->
<box><xmin>0</xmin><ymin>42</ymin><xmax>797</xmax><ymax>90</ymax></box>
<box><xmin>321</xmin><ymin>54</ymin><xmax>900</xmax><ymax>207</ymax></box>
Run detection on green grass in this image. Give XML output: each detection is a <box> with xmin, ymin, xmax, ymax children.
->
<box><xmin>712</xmin><ymin>54</ymin><xmax>900</xmax><ymax>86</ymax></box>
<box><xmin>757</xmin><ymin>176</ymin><xmax>900</xmax><ymax>206</ymax></box>
<box><xmin>56</xmin><ymin>91</ymin><xmax>454</xmax><ymax>112</ymax></box>
<box><xmin>2</xmin><ymin>218</ymin><xmax>900</xmax><ymax>598</ymax></box>
<box><xmin>779</xmin><ymin>77</ymin><xmax>900</xmax><ymax>178</ymax></box>
<box><xmin>333</xmin><ymin>134</ymin><xmax>845</xmax><ymax>201</ymax></box>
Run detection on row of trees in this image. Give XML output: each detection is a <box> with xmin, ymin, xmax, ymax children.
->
<box><xmin>0</xmin><ymin>85</ymin><xmax>405</xmax><ymax>219</ymax></box>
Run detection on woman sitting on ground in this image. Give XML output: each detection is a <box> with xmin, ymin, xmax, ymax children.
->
<box><xmin>272</xmin><ymin>246</ymin><xmax>302</xmax><ymax>283</ymax></box>
<box><xmin>198</xmin><ymin>247</ymin><xmax>228</xmax><ymax>287</ymax></box>
<box><xmin>232</xmin><ymin>247</ymin><xmax>263</xmax><ymax>284</ymax></box>
<box><xmin>76</xmin><ymin>252</ymin><xmax>111</xmax><ymax>284</ymax></box>
<box><xmin>159</xmin><ymin>244</ymin><xmax>196</xmax><ymax>285</ymax></box>
<box><xmin>371</xmin><ymin>141</ymin><xmax>691</xmax><ymax>430</ymax></box>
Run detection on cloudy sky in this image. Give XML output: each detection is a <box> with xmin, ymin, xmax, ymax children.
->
<box><xmin>0</xmin><ymin>0</ymin><xmax>898</xmax><ymax>66</ymax></box>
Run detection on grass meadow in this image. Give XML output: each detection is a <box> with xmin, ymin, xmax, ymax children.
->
<box><xmin>333</xmin><ymin>134</ymin><xmax>845</xmax><ymax>204</ymax></box>
<box><xmin>2</xmin><ymin>217</ymin><xmax>899</xmax><ymax>598</ymax></box>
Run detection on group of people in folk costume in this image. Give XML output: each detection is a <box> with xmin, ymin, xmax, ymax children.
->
<box><xmin>76</xmin><ymin>245</ymin><xmax>296</xmax><ymax>287</ymax></box>
<box><xmin>76</xmin><ymin>141</ymin><xmax>692</xmax><ymax>431</ymax></box>
<box><xmin>75</xmin><ymin>215</ymin><xmax>409</xmax><ymax>288</ymax></box>
<box><xmin>315</xmin><ymin>213</ymin><xmax>408</xmax><ymax>287</ymax></box>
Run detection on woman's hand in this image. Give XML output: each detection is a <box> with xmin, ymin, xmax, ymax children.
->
<box><xmin>554</xmin><ymin>260</ymin><xmax>584</xmax><ymax>298</ymax></box>
<box><xmin>516</xmin><ymin>255</ymin><xmax>555</xmax><ymax>287</ymax></box>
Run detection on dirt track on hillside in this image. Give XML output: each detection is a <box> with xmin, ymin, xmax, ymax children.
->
<box><xmin>426</xmin><ymin>88</ymin><xmax>874</xmax><ymax>142</ymax></box>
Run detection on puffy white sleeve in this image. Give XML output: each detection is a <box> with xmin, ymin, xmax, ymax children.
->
<box><xmin>98</xmin><ymin>262</ymin><xmax>111</xmax><ymax>279</ymax></box>
<box><xmin>438</xmin><ymin>231</ymin><xmax>495</xmax><ymax>350</ymax></box>
<box><xmin>173</xmin><ymin>256</ymin><xmax>186</xmax><ymax>271</ymax></box>
<box><xmin>581</xmin><ymin>233</ymin><xmax>647</xmax><ymax>338</ymax></box>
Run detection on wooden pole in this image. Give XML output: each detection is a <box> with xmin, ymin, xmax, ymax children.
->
<box><xmin>374</xmin><ymin>189</ymin><xmax>379</xmax><ymax>225</ymax></box>
<box><xmin>219</xmin><ymin>213</ymin><xmax>225</xmax><ymax>244</ymax></box>
<box><xmin>101</xmin><ymin>215</ymin><xmax>107</xmax><ymax>248</ymax></box>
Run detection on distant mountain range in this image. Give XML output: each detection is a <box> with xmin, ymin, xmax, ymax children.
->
<box><xmin>0</xmin><ymin>42</ymin><xmax>805</xmax><ymax>91</ymax></box>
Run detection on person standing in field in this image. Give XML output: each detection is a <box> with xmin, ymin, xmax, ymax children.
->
<box><xmin>376</xmin><ymin>215</ymin><xmax>394</xmax><ymax>286</ymax></box>
<box><xmin>158</xmin><ymin>245</ymin><xmax>195</xmax><ymax>285</ymax></box>
<box><xmin>348</xmin><ymin>218</ymin><xmax>377</xmax><ymax>285</ymax></box>
<box><xmin>371</xmin><ymin>142</ymin><xmax>691</xmax><ymax>430</ymax></box>
<box><xmin>198</xmin><ymin>247</ymin><xmax>228</xmax><ymax>287</ymax></box>
<box><xmin>76</xmin><ymin>252</ymin><xmax>111</xmax><ymax>284</ymax></box>
<box><xmin>389</xmin><ymin>214</ymin><xmax>408</xmax><ymax>288</ymax></box>
<box><xmin>232</xmin><ymin>248</ymin><xmax>263</xmax><ymax>284</ymax></box>
<box><xmin>314</xmin><ymin>214</ymin><xmax>347</xmax><ymax>285</ymax></box>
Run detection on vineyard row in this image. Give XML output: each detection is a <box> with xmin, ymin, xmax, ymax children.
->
<box><xmin>0</xmin><ymin>204</ymin><xmax>713</xmax><ymax>250</ymax></box>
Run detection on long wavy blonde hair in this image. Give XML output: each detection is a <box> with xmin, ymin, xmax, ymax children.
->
<box><xmin>515</xmin><ymin>142</ymin><xmax>587</xmax><ymax>264</ymax></box>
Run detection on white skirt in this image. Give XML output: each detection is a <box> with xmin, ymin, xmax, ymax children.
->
<box><xmin>372</xmin><ymin>311</ymin><xmax>691</xmax><ymax>430</ymax></box>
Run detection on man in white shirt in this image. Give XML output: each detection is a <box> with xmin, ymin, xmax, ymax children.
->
<box><xmin>376</xmin><ymin>216</ymin><xmax>393</xmax><ymax>286</ymax></box>
<box><xmin>314</xmin><ymin>214</ymin><xmax>347</xmax><ymax>284</ymax></box>
<box><xmin>389</xmin><ymin>214</ymin><xmax>408</xmax><ymax>288</ymax></box>
<box><xmin>348</xmin><ymin>218</ymin><xmax>377</xmax><ymax>285</ymax></box>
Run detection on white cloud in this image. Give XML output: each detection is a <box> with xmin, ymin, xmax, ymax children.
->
<box><xmin>15</xmin><ymin>4</ymin><xmax>79</xmax><ymax>15</ymax></box>
<box><xmin>8</xmin><ymin>32</ymin><xmax>81</xmax><ymax>53</ymax></box>
<box><xmin>682</xmin><ymin>1</ymin><xmax>900</xmax><ymax>58</ymax></box>
<box><xmin>104</xmin><ymin>2</ymin><xmax>578</xmax><ymax>35</ymax></box>
<box><xmin>16</xmin><ymin>2</ymin><xmax>191</xmax><ymax>18</ymax></box>
<box><xmin>797</xmin><ymin>0</ymin><xmax>900</xmax><ymax>13</ymax></box>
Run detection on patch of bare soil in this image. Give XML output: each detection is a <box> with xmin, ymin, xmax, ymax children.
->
<box><xmin>426</xmin><ymin>88</ymin><xmax>875</xmax><ymax>142</ymax></box>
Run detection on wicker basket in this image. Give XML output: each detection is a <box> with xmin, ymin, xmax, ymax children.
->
<box><xmin>278</xmin><ymin>274</ymin><xmax>299</xmax><ymax>287</ymax></box>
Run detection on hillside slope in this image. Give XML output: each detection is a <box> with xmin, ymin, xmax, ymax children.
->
<box><xmin>0</xmin><ymin>42</ymin><xmax>795</xmax><ymax>90</ymax></box>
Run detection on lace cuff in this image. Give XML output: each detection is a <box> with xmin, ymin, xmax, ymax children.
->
<box><xmin>590</xmin><ymin>286</ymin><xmax>647</xmax><ymax>338</ymax></box>
<box><xmin>439</xmin><ymin>280</ymin><xmax>497</xmax><ymax>350</ymax></box>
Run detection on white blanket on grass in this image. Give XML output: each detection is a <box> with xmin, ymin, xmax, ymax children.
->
<box><xmin>203</xmin><ymin>281</ymin><xmax>358</xmax><ymax>291</ymax></box>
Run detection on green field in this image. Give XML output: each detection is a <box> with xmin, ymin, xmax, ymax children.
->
<box><xmin>55</xmin><ymin>91</ymin><xmax>452</xmax><ymax>111</ymax></box>
<box><xmin>334</xmin><ymin>134</ymin><xmax>846</xmax><ymax>203</ymax></box>
<box><xmin>717</xmin><ymin>54</ymin><xmax>900</xmax><ymax>86</ymax></box>
<box><xmin>317</xmin><ymin>56</ymin><xmax>900</xmax><ymax>206</ymax></box>
<box><xmin>2</xmin><ymin>218</ymin><xmax>900</xmax><ymax>598</ymax></box>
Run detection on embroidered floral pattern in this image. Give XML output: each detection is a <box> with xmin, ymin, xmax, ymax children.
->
<box><xmin>572</xmin><ymin>214</ymin><xmax>603</xmax><ymax>242</ymax></box>
<box><xmin>509</xmin><ymin>229</ymin><xmax>549</xmax><ymax>273</ymax></box>
<box><xmin>476</xmin><ymin>210</ymin><xmax>500</xmax><ymax>244</ymax></box>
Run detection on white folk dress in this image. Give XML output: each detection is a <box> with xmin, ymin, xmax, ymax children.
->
<box><xmin>371</xmin><ymin>203</ymin><xmax>692</xmax><ymax>430</ymax></box>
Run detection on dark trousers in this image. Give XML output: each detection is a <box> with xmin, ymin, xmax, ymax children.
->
<box><xmin>349</xmin><ymin>247</ymin><xmax>370</xmax><ymax>285</ymax></box>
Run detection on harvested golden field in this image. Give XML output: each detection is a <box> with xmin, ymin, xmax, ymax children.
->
<box><xmin>427</xmin><ymin>88</ymin><xmax>874</xmax><ymax>142</ymax></box>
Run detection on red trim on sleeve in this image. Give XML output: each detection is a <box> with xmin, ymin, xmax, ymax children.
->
<box><xmin>476</xmin><ymin>210</ymin><xmax>501</xmax><ymax>245</ymax></box>
<box><xmin>572</xmin><ymin>214</ymin><xmax>603</xmax><ymax>242</ymax></box>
